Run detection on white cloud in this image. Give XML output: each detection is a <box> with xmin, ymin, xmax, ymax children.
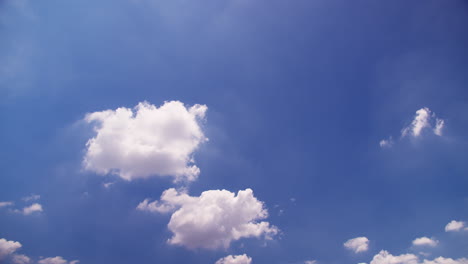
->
<box><xmin>401</xmin><ymin>108</ymin><xmax>444</xmax><ymax>138</ymax></box>
<box><xmin>21</xmin><ymin>203</ymin><xmax>43</xmax><ymax>215</ymax></box>
<box><xmin>412</xmin><ymin>237</ymin><xmax>438</xmax><ymax>247</ymax></box>
<box><xmin>22</xmin><ymin>194</ymin><xmax>40</xmax><ymax>202</ymax></box>
<box><xmin>344</xmin><ymin>237</ymin><xmax>369</xmax><ymax>253</ymax></box>
<box><xmin>215</xmin><ymin>254</ymin><xmax>252</xmax><ymax>264</ymax></box>
<box><xmin>304</xmin><ymin>261</ymin><xmax>317</xmax><ymax>264</ymax></box>
<box><xmin>0</xmin><ymin>201</ymin><xmax>14</xmax><ymax>208</ymax></box>
<box><xmin>0</xmin><ymin>238</ymin><xmax>22</xmax><ymax>260</ymax></box>
<box><xmin>103</xmin><ymin>182</ymin><xmax>115</xmax><ymax>189</ymax></box>
<box><xmin>381</xmin><ymin>107</ymin><xmax>445</xmax><ymax>147</ymax></box>
<box><xmin>370</xmin><ymin>250</ymin><xmax>419</xmax><ymax>264</ymax></box>
<box><xmin>38</xmin><ymin>256</ymin><xmax>79</xmax><ymax>264</ymax></box>
<box><xmin>422</xmin><ymin>257</ymin><xmax>468</xmax><ymax>264</ymax></box>
<box><xmin>12</xmin><ymin>254</ymin><xmax>31</xmax><ymax>264</ymax></box>
<box><xmin>380</xmin><ymin>138</ymin><xmax>394</xmax><ymax>148</ymax></box>
<box><xmin>433</xmin><ymin>119</ymin><xmax>444</xmax><ymax>136</ymax></box>
<box><xmin>83</xmin><ymin>101</ymin><xmax>208</xmax><ymax>182</ymax></box>
<box><xmin>445</xmin><ymin>220</ymin><xmax>466</xmax><ymax>232</ymax></box>
<box><xmin>369</xmin><ymin>251</ymin><xmax>468</xmax><ymax>264</ymax></box>
<box><xmin>139</xmin><ymin>188</ymin><xmax>278</xmax><ymax>249</ymax></box>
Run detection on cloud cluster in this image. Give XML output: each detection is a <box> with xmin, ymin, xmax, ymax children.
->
<box><xmin>412</xmin><ymin>237</ymin><xmax>438</xmax><ymax>247</ymax></box>
<box><xmin>344</xmin><ymin>237</ymin><xmax>369</xmax><ymax>253</ymax></box>
<box><xmin>215</xmin><ymin>254</ymin><xmax>252</xmax><ymax>264</ymax></box>
<box><xmin>445</xmin><ymin>220</ymin><xmax>467</xmax><ymax>232</ymax></box>
<box><xmin>1</xmin><ymin>196</ymin><xmax>43</xmax><ymax>216</ymax></box>
<box><xmin>83</xmin><ymin>101</ymin><xmax>208</xmax><ymax>182</ymax></box>
<box><xmin>380</xmin><ymin>107</ymin><xmax>445</xmax><ymax>148</ymax></box>
<box><xmin>0</xmin><ymin>237</ymin><xmax>77</xmax><ymax>264</ymax></box>
<box><xmin>370</xmin><ymin>250</ymin><xmax>468</xmax><ymax>264</ymax></box>
<box><xmin>138</xmin><ymin>188</ymin><xmax>278</xmax><ymax>249</ymax></box>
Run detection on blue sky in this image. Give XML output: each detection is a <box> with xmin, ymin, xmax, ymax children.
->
<box><xmin>1</xmin><ymin>0</ymin><xmax>468</xmax><ymax>264</ymax></box>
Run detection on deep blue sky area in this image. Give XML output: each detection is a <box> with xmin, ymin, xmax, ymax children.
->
<box><xmin>1</xmin><ymin>0</ymin><xmax>468</xmax><ymax>264</ymax></box>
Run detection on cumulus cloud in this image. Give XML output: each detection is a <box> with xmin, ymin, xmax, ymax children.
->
<box><xmin>445</xmin><ymin>220</ymin><xmax>467</xmax><ymax>232</ymax></box>
<box><xmin>412</xmin><ymin>237</ymin><xmax>438</xmax><ymax>247</ymax></box>
<box><xmin>20</xmin><ymin>203</ymin><xmax>43</xmax><ymax>215</ymax></box>
<box><xmin>370</xmin><ymin>250</ymin><xmax>419</xmax><ymax>264</ymax></box>
<box><xmin>215</xmin><ymin>254</ymin><xmax>252</xmax><ymax>264</ymax></box>
<box><xmin>83</xmin><ymin>101</ymin><xmax>208</xmax><ymax>182</ymax></box>
<box><xmin>138</xmin><ymin>188</ymin><xmax>278</xmax><ymax>249</ymax></box>
<box><xmin>304</xmin><ymin>261</ymin><xmax>317</xmax><ymax>264</ymax></box>
<box><xmin>380</xmin><ymin>107</ymin><xmax>445</xmax><ymax>147</ymax></box>
<box><xmin>370</xmin><ymin>251</ymin><xmax>468</xmax><ymax>264</ymax></box>
<box><xmin>401</xmin><ymin>108</ymin><xmax>444</xmax><ymax>138</ymax></box>
<box><xmin>344</xmin><ymin>237</ymin><xmax>369</xmax><ymax>253</ymax></box>
<box><xmin>12</xmin><ymin>254</ymin><xmax>31</xmax><ymax>264</ymax></box>
<box><xmin>0</xmin><ymin>201</ymin><xmax>14</xmax><ymax>208</ymax></box>
<box><xmin>38</xmin><ymin>256</ymin><xmax>79</xmax><ymax>264</ymax></box>
<box><xmin>0</xmin><ymin>238</ymin><xmax>22</xmax><ymax>260</ymax></box>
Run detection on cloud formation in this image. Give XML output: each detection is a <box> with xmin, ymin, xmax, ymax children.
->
<box><xmin>412</xmin><ymin>237</ymin><xmax>438</xmax><ymax>247</ymax></box>
<box><xmin>11</xmin><ymin>254</ymin><xmax>31</xmax><ymax>264</ymax></box>
<box><xmin>344</xmin><ymin>237</ymin><xmax>369</xmax><ymax>253</ymax></box>
<box><xmin>21</xmin><ymin>203</ymin><xmax>43</xmax><ymax>215</ymax></box>
<box><xmin>401</xmin><ymin>108</ymin><xmax>444</xmax><ymax>138</ymax></box>
<box><xmin>215</xmin><ymin>254</ymin><xmax>252</xmax><ymax>264</ymax></box>
<box><xmin>138</xmin><ymin>188</ymin><xmax>278</xmax><ymax>249</ymax></box>
<box><xmin>22</xmin><ymin>194</ymin><xmax>40</xmax><ymax>202</ymax></box>
<box><xmin>83</xmin><ymin>101</ymin><xmax>208</xmax><ymax>182</ymax></box>
<box><xmin>445</xmin><ymin>220</ymin><xmax>466</xmax><ymax>232</ymax></box>
<box><xmin>0</xmin><ymin>201</ymin><xmax>14</xmax><ymax>208</ymax></box>
<box><xmin>0</xmin><ymin>238</ymin><xmax>22</xmax><ymax>260</ymax></box>
<box><xmin>380</xmin><ymin>107</ymin><xmax>445</xmax><ymax>148</ymax></box>
<box><xmin>38</xmin><ymin>257</ymin><xmax>79</xmax><ymax>264</ymax></box>
<box><xmin>370</xmin><ymin>251</ymin><xmax>468</xmax><ymax>264</ymax></box>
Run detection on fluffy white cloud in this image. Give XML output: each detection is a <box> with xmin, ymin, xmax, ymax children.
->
<box><xmin>445</xmin><ymin>220</ymin><xmax>466</xmax><ymax>232</ymax></box>
<box><xmin>0</xmin><ymin>238</ymin><xmax>22</xmax><ymax>259</ymax></box>
<box><xmin>21</xmin><ymin>203</ymin><xmax>43</xmax><ymax>215</ymax></box>
<box><xmin>38</xmin><ymin>256</ymin><xmax>79</xmax><ymax>264</ymax></box>
<box><xmin>0</xmin><ymin>201</ymin><xmax>14</xmax><ymax>208</ymax></box>
<box><xmin>215</xmin><ymin>254</ymin><xmax>252</xmax><ymax>264</ymax></box>
<box><xmin>370</xmin><ymin>251</ymin><xmax>468</xmax><ymax>264</ymax></box>
<box><xmin>344</xmin><ymin>237</ymin><xmax>369</xmax><ymax>253</ymax></box>
<box><xmin>138</xmin><ymin>188</ymin><xmax>278</xmax><ymax>249</ymax></box>
<box><xmin>83</xmin><ymin>101</ymin><xmax>208</xmax><ymax>182</ymax></box>
<box><xmin>401</xmin><ymin>108</ymin><xmax>444</xmax><ymax>138</ymax></box>
<box><xmin>304</xmin><ymin>260</ymin><xmax>317</xmax><ymax>264</ymax></box>
<box><xmin>11</xmin><ymin>254</ymin><xmax>31</xmax><ymax>264</ymax></box>
<box><xmin>370</xmin><ymin>250</ymin><xmax>419</xmax><ymax>264</ymax></box>
<box><xmin>412</xmin><ymin>237</ymin><xmax>438</xmax><ymax>247</ymax></box>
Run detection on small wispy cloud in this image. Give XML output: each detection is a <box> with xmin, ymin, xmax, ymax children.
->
<box><xmin>0</xmin><ymin>201</ymin><xmax>14</xmax><ymax>208</ymax></box>
<box><xmin>22</xmin><ymin>194</ymin><xmax>40</xmax><ymax>202</ymax></box>
<box><xmin>14</xmin><ymin>203</ymin><xmax>43</xmax><ymax>215</ymax></box>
